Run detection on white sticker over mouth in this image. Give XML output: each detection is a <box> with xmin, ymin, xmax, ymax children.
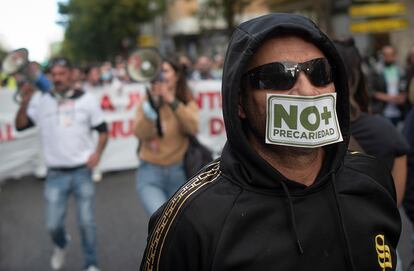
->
<box><xmin>265</xmin><ymin>93</ymin><xmax>343</xmax><ymax>148</ymax></box>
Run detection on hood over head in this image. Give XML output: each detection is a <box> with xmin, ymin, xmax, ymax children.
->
<box><xmin>221</xmin><ymin>13</ymin><xmax>350</xmax><ymax>193</ymax></box>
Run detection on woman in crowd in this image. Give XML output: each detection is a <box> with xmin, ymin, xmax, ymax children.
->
<box><xmin>133</xmin><ymin>57</ymin><xmax>199</xmax><ymax>216</ymax></box>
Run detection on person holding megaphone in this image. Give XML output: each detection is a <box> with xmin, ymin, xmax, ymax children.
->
<box><xmin>15</xmin><ymin>57</ymin><xmax>107</xmax><ymax>271</ymax></box>
<box><xmin>2</xmin><ymin>48</ymin><xmax>51</xmax><ymax>100</ymax></box>
<box><xmin>133</xmin><ymin>57</ymin><xmax>199</xmax><ymax>216</ymax></box>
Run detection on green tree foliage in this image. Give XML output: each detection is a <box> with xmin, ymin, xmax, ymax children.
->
<box><xmin>58</xmin><ymin>0</ymin><xmax>165</xmax><ymax>63</ymax></box>
<box><xmin>198</xmin><ymin>0</ymin><xmax>250</xmax><ymax>36</ymax></box>
<box><xmin>0</xmin><ymin>48</ymin><xmax>6</xmax><ymax>61</ymax></box>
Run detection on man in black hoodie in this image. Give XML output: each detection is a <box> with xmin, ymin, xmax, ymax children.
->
<box><xmin>140</xmin><ymin>13</ymin><xmax>401</xmax><ymax>271</ymax></box>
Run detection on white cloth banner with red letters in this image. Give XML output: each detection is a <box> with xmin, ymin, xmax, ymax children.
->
<box><xmin>0</xmin><ymin>81</ymin><xmax>226</xmax><ymax>182</ymax></box>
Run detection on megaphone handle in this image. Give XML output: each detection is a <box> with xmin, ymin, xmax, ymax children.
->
<box><xmin>145</xmin><ymin>87</ymin><xmax>157</xmax><ymax>109</ymax></box>
<box><xmin>156</xmin><ymin>115</ymin><xmax>163</xmax><ymax>137</ymax></box>
<box><xmin>146</xmin><ymin>86</ymin><xmax>163</xmax><ymax>137</ymax></box>
<box><xmin>13</xmin><ymin>89</ymin><xmax>23</xmax><ymax>104</ymax></box>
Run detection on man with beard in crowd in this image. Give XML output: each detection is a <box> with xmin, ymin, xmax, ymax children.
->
<box><xmin>15</xmin><ymin>57</ymin><xmax>107</xmax><ymax>271</ymax></box>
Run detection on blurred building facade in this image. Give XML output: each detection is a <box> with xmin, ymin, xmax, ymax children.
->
<box><xmin>139</xmin><ymin>0</ymin><xmax>414</xmax><ymax>63</ymax></box>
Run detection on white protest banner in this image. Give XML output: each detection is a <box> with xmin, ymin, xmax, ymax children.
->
<box><xmin>189</xmin><ymin>80</ymin><xmax>226</xmax><ymax>157</ymax></box>
<box><xmin>86</xmin><ymin>83</ymin><xmax>146</xmax><ymax>172</ymax></box>
<box><xmin>0</xmin><ymin>81</ymin><xmax>226</xmax><ymax>182</ymax></box>
<box><xmin>0</xmin><ymin>90</ymin><xmax>46</xmax><ymax>181</ymax></box>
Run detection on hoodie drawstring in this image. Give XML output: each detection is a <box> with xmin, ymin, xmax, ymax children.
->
<box><xmin>280</xmin><ymin>172</ymin><xmax>358</xmax><ymax>268</ymax></box>
<box><xmin>280</xmin><ymin>181</ymin><xmax>304</xmax><ymax>255</ymax></box>
<box><xmin>331</xmin><ymin>172</ymin><xmax>357</xmax><ymax>271</ymax></box>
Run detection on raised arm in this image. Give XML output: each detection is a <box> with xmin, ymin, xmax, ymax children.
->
<box><xmin>15</xmin><ymin>81</ymin><xmax>36</xmax><ymax>131</ymax></box>
<box><xmin>133</xmin><ymin>99</ymin><xmax>159</xmax><ymax>141</ymax></box>
<box><xmin>168</xmin><ymin>100</ymin><xmax>199</xmax><ymax>136</ymax></box>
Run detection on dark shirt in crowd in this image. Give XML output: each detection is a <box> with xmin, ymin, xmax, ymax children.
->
<box><xmin>351</xmin><ymin>112</ymin><xmax>409</xmax><ymax>170</ymax></box>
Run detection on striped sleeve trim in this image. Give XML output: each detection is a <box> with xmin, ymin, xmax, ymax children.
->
<box><xmin>141</xmin><ymin>161</ymin><xmax>221</xmax><ymax>271</ymax></box>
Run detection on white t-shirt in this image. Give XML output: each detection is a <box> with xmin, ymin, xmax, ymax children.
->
<box><xmin>27</xmin><ymin>91</ymin><xmax>105</xmax><ymax>168</ymax></box>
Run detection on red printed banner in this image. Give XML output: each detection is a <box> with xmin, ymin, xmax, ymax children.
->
<box><xmin>0</xmin><ymin>123</ymin><xmax>15</xmax><ymax>142</ymax></box>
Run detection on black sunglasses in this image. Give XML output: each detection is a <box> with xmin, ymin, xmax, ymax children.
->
<box><xmin>244</xmin><ymin>58</ymin><xmax>333</xmax><ymax>90</ymax></box>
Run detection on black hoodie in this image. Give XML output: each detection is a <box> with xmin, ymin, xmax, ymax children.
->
<box><xmin>140</xmin><ymin>13</ymin><xmax>401</xmax><ymax>271</ymax></box>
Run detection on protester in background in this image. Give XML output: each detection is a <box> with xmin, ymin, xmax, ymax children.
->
<box><xmin>402</xmin><ymin>96</ymin><xmax>414</xmax><ymax>268</ymax></box>
<box><xmin>212</xmin><ymin>53</ymin><xmax>224</xmax><ymax>79</ymax></box>
<box><xmin>140</xmin><ymin>13</ymin><xmax>401</xmax><ymax>271</ymax></box>
<box><xmin>401</xmin><ymin>48</ymin><xmax>414</xmax><ymax>260</ymax></box>
<box><xmin>406</xmin><ymin>46</ymin><xmax>414</xmax><ymax>105</ymax></box>
<box><xmin>178</xmin><ymin>55</ymin><xmax>193</xmax><ymax>79</ymax></box>
<box><xmin>100</xmin><ymin>61</ymin><xmax>123</xmax><ymax>91</ymax></box>
<box><xmin>133</xmin><ymin>57</ymin><xmax>199</xmax><ymax>216</ymax></box>
<box><xmin>100</xmin><ymin>61</ymin><xmax>113</xmax><ymax>85</ymax></box>
<box><xmin>336</xmin><ymin>38</ymin><xmax>409</xmax><ymax>271</ymax></box>
<box><xmin>15</xmin><ymin>57</ymin><xmax>107</xmax><ymax>271</ymax></box>
<box><xmin>335</xmin><ymin>38</ymin><xmax>409</xmax><ymax>207</ymax></box>
<box><xmin>114</xmin><ymin>56</ymin><xmax>130</xmax><ymax>83</ymax></box>
<box><xmin>83</xmin><ymin>65</ymin><xmax>102</xmax><ymax>90</ymax></box>
<box><xmin>190</xmin><ymin>55</ymin><xmax>218</xmax><ymax>80</ymax></box>
<box><xmin>71</xmin><ymin>65</ymin><xmax>85</xmax><ymax>90</ymax></box>
<box><xmin>369</xmin><ymin>45</ymin><xmax>407</xmax><ymax>125</ymax></box>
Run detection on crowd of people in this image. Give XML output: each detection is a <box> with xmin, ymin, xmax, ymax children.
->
<box><xmin>0</xmin><ymin>53</ymin><xmax>225</xmax><ymax>92</ymax></box>
<box><xmin>2</xmin><ymin>50</ymin><xmax>221</xmax><ymax>271</ymax></box>
<box><xmin>4</xmin><ymin>11</ymin><xmax>414</xmax><ymax>271</ymax></box>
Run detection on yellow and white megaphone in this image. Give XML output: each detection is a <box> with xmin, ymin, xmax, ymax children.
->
<box><xmin>1</xmin><ymin>48</ymin><xmax>31</xmax><ymax>103</ymax></box>
<box><xmin>1</xmin><ymin>48</ymin><xmax>51</xmax><ymax>103</ymax></box>
<box><xmin>126</xmin><ymin>48</ymin><xmax>162</xmax><ymax>82</ymax></box>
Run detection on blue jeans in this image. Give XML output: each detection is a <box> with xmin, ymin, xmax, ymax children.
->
<box><xmin>44</xmin><ymin>166</ymin><xmax>97</xmax><ymax>268</ymax></box>
<box><xmin>136</xmin><ymin>161</ymin><xmax>187</xmax><ymax>216</ymax></box>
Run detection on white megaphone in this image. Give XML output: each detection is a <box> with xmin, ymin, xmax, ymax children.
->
<box><xmin>127</xmin><ymin>48</ymin><xmax>164</xmax><ymax>137</ymax></box>
<box><xmin>2</xmin><ymin>48</ymin><xmax>51</xmax><ymax>103</ymax></box>
<box><xmin>126</xmin><ymin>48</ymin><xmax>162</xmax><ymax>82</ymax></box>
<box><xmin>2</xmin><ymin>48</ymin><xmax>29</xmax><ymax>75</ymax></box>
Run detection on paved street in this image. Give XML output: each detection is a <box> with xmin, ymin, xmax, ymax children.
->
<box><xmin>0</xmin><ymin>170</ymin><xmax>413</xmax><ymax>271</ymax></box>
<box><xmin>0</xmin><ymin>170</ymin><xmax>149</xmax><ymax>271</ymax></box>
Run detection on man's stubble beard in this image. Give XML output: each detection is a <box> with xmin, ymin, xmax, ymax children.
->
<box><xmin>243</xmin><ymin>101</ymin><xmax>319</xmax><ymax>163</ymax></box>
<box><xmin>54</xmin><ymin>82</ymin><xmax>71</xmax><ymax>94</ymax></box>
